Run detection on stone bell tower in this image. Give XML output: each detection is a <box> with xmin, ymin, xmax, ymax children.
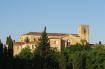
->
<box><xmin>78</xmin><ymin>24</ymin><xmax>89</xmax><ymax>42</ymax></box>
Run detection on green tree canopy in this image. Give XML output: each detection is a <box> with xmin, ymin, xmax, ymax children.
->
<box><xmin>36</xmin><ymin>27</ymin><xmax>50</xmax><ymax>57</ymax></box>
<box><xmin>18</xmin><ymin>46</ymin><xmax>32</xmax><ymax>60</ymax></box>
<box><xmin>0</xmin><ymin>40</ymin><xmax>3</xmax><ymax>57</ymax></box>
<box><xmin>86</xmin><ymin>46</ymin><xmax>105</xmax><ymax>69</ymax></box>
<box><xmin>6</xmin><ymin>35</ymin><xmax>13</xmax><ymax>49</ymax></box>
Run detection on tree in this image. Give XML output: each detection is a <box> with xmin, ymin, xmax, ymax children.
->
<box><xmin>3</xmin><ymin>46</ymin><xmax>8</xmax><ymax>60</ymax></box>
<box><xmin>13</xmin><ymin>46</ymin><xmax>33</xmax><ymax>69</ymax></box>
<box><xmin>35</xmin><ymin>27</ymin><xmax>50</xmax><ymax>69</ymax></box>
<box><xmin>6</xmin><ymin>36</ymin><xmax>13</xmax><ymax>58</ymax></box>
<box><xmin>6</xmin><ymin>36</ymin><xmax>13</xmax><ymax>49</ymax></box>
<box><xmin>86</xmin><ymin>46</ymin><xmax>105</xmax><ymax>69</ymax></box>
<box><xmin>3</xmin><ymin>46</ymin><xmax>8</xmax><ymax>69</ymax></box>
<box><xmin>0</xmin><ymin>40</ymin><xmax>3</xmax><ymax>69</ymax></box>
<box><xmin>6</xmin><ymin>36</ymin><xmax>13</xmax><ymax>69</ymax></box>
<box><xmin>18</xmin><ymin>46</ymin><xmax>32</xmax><ymax>60</ymax></box>
<box><xmin>58</xmin><ymin>53</ymin><xmax>67</xmax><ymax>69</ymax></box>
<box><xmin>63</xmin><ymin>44</ymin><xmax>89</xmax><ymax>69</ymax></box>
<box><xmin>36</xmin><ymin>27</ymin><xmax>50</xmax><ymax>57</ymax></box>
<box><xmin>0</xmin><ymin>40</ymin><xmax>3</xmax><ymax>58</ymax></box>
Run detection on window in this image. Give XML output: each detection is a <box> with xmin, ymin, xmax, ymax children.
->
<box><xmin>67</xmin><ymin>40</ymin><xmax>70</xmax><ymax>46</ymax></box>
<box><xmin>53</xmin><ymin>41</ymin><xmax>56</xmax><ymax>44</ymax></box>
<box><xmin>24</xmin><ymin>37</ymin><xmax>30</xmax><ymax>43</ymax></box>
<box><xmin>32</xmin><ymin>45</ymin><xmax>35</xmax><ymax>49</ymax></box>
<box><xmin>34</xmin><ymin>38</ymin><xmax>36</xmax><ymax>42</ymax></box>
<box><xmin>52</xmin><ymin>40</ymin><xmax>58</xmax><ymax>45</ymax></box>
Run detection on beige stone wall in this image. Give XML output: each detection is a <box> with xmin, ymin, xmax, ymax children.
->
<box><xmin>49</xmin><ymin>38</ymin><xmax>61</xmax><ymax>51</ymax></box>
<box><xmin>13</xmin><ymin>43</ymin><xmax>36</xmax><ymax>56</ymax></box>
<box><xmin>13</xmin><ymin>45</ymin><xmax>22</xmax><ymax>56</ymax></box>
<box><xmin>20</xmin><ymin>35</ymin><xmax>40</xmax><ymax>42</ymax></box>
<box><xmin>20</xmin><ymin>35</ymin><xmax>62</xmax><ymax>42</ymax></box>
<box><xmin>19</xmin><ymin>34</ymin><xmax>81</xmax><ymax>51</ymax></box>
<box><xmin>14</xmin><ymin>24</ymin><xmax>90</xmax><ymax>56</ymax></box>
<box><xmin>17</xmin><ymin>31</ymin><xmax>88</xmax><ymax>55</ymax></box>
<box><xmin>14</xmin><ymin>38</ymin><xmax>62</xmax><ymax>56</ymax></box>
<box><xmin>62</xmin><ymin>35</ymin><xmax>81</xmax><ymax>46</ymax></box>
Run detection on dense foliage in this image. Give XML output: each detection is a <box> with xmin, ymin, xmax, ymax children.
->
<box><xmin>0</xmin><ymin>28</ymin><xmax>105</xmax><ymax>69</ymax></box>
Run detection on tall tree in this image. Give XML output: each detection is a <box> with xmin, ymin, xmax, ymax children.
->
<box><xmin>36</xmin><ymin>27</ymin><xmax>50</xmax><ymax>58</ymax></box>
<box><xmin>3</xmin><ymin>46</ymin><xmax>8</xmax><ymax>69</ymax></box>
<box><xmin>35</xmin><ymin>27</ymin><xmax>50</xmax><ymax>69</ymax></box>
<box><xmin>6</xmin><ymin>36</ymin><xmax>13</xmax><ymax>49</ymax></box>
<box><xmin>6</xmin><ymin>36</ymin><xmax>13</xmax><ymax>57</ymax></box>
<box><xmin>6</xmin><ymin>36</ymin><xmax>13</xmax><ymax>69</ymax></box>
<box><xmin>0</xmin><ymin>40</ymin><xmax>3</xmax><ymax>69</ymax></box>
<box><xmin>3</xmin><ymin>46</ymin><xmax>8</xmax><ymax>60</ymax></box>
<box><xmin>0</xmin><ymin>40</ymin><xmax>3</xmax><ymax>58</ymax></box>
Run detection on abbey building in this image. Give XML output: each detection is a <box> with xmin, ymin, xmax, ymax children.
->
<box><xmin>13</xmin><ymin>25</ymin><xmax>89</xmax><ymax>56</ymax></box>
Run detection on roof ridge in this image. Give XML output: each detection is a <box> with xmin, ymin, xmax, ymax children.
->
<box><xmin>23</xmin><ymin>32</ymin><xmax>68</xmax><ymax>36</ymax></box>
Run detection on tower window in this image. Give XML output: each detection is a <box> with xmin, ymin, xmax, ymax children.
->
<box><xmin>83</xmin><ymin>28</ymin><xmax>86</xmax><ymax>34</ymax></box>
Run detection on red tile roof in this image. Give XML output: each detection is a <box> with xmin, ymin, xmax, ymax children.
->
<box><xmin>23</xmin><ymin>32</ymin><xmax>68</xmax><ymax>36</ymax></box>
<box><xmin>71</xmin><ymin>34</ymin><xmax>80</xmax><ymax>37</ymax></box>
<box><xmin>23</xmin><ymin>32</ymin><xmax>80</xmax><ymax>37</ymax></box>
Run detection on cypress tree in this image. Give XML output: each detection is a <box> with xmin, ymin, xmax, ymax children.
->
<box><xmin>6</xmin><ymin>36</ymin><xmax>13</xmax><ymax>69</ymax></box>
<box><xmin>6</xmin><ymin>36</ymin><xmax>13</xmax><ymax>58</ymax></box>
<box><xmin>0</xmin><ymin>40</ymin><xmax>3</xmax><ymax>69</ymax></box>
<box><xmin>0</xmin><ymin>40</ymin><xmax>3</xmax><ymax>58</ymax></box>
<box><xmin>3</xmin><ymin>46</ymin><xmax>8</xmax><ymax>69</ymax></box>
<box><xmin>35</xmin><ymin>27</ymin><xmax>50</xmax><ymax>69</ymax></box>
<box><xmin>6</xmin><ymin>36</ymin><xmax>13</xmax><ymax>50</ymax></box>
<box><xmin>36</xmin><ymin>27</ymin><xmax>50</xmax><ymax>57</ymax></box>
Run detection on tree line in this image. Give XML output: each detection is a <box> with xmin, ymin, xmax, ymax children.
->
<box><xmin>0</xmin><ymin>27</ymin><xmax>105</xmax><ymax>69</ymax></box>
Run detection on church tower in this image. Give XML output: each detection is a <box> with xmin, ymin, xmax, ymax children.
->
<box><xmin>78</xmin><ymin>24</ymin><xmax>89</xmax><ymax>42</ymax></box>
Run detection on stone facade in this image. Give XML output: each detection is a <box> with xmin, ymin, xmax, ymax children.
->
<box><xmin>13</xmin><ymin>25</ymin><xmax>89</xmax><ymax>56</ymax></box>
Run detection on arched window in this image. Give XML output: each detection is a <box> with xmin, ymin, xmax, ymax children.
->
<box><xmin>24</xmin><ymin>37</ymin><xmax>30</xmax><ymax>43</ymax></box>
<box><xmin>34</xmin><ymin>38</ymin><xmax>36</xmax><ymax>42</ymax></box>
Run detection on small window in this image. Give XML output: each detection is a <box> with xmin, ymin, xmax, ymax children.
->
<box><xmin>34</xmin><ymin>38</ymin><xmax>36</xmax><ymax>42</ymax></box>
<box><xmin>32</xmin><ymin>45</ymin><xmax>35</xmax><ymax>49</ymax></box>
<box><xmin>67</xmin><ymin>40</ymin><xmax>70</xmax><ymax>46</ymax></box>
<box><xmin>24</xmin><ymin>37</ymin><xmax>30</xmax><ymax>43</ymax></box>
<box><xmin>53</xmin><ymin>41</ymin><xmax>56</xmax><ymax>44</ymax></box>
<box><xmin>35</xmin><ymin>45</ymin><xmax>37</xmax><ymax>48</ymax></box>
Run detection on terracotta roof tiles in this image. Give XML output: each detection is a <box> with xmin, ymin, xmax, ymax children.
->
<box><xmin>23</xmin><ymin>32</ymin><xmax>68</xmax><ymax>36</ymax></box>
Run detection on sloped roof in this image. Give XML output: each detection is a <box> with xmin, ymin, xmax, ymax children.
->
<box><xmin>23</xmin><ymin>32</ymin><xmax>68</xmax><ymax>36</ymax></box>
<box><xmin>23</xmin><ymin>32</ymin><xmax>80</xmax><ymax>38</ymax></box>
<box><xmin>71</xmin><ymin>34</ymin><xmax>80</xmax><ymax>37</ymax></box>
